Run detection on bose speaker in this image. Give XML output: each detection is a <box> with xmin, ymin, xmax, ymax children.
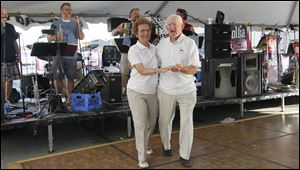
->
<box><xmin>72</xmin><ymin>70</ymin><xmax>107</xmax><ymax>94</ymax></box>
<box><xmin>236</xmin><ymin>53</ymin><xmax>262</xmax><ymax>97</ymax></box>
<box><xmin>202</xmin><ymin>58</ymin><xmax>237</xmax><ymax>98</ymax></box>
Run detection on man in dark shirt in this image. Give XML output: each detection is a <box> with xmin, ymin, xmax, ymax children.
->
<box><xmin>1</xmin><ymin>7</ymin><xmax>21</xmax><ymax>104</ymax></box>
<box><xmin>176</xmin><ymin>8</ymin><xmax>196</xmax><ymax>36</ymax></box>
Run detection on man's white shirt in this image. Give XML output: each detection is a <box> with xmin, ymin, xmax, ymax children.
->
<box><xmin>157</xmin><ymin>33</ymin><xmax>200</xmax><ymax>95</ymax></box>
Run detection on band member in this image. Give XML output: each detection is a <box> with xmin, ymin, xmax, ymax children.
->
<box><xmin>47</xmin><ymin>2</ymin><xmax>84</xmax><ymax>105</ymax></box>
<box><xmin>111</xmin><ymin>8</ymin><xmax>140</xmax><ymax>96</ymax></box>
<box><xmin>127</xmin><ymin>17</ymin><xmax>169</xmax><ymax>169</ymax></box>
<box><xmin>176</xmin><ymin>8</ymin><xmax>195</xmax><ymax>35</ymax></box>
<box><xmin>157</xmin><ymin>14</ymin><xmax>200</xmax><ymax>168</ymax></box>
<box><xmin>1</xmin><ymin>7</ymin><xmax>21</xmax><ymax>105</ymax></box>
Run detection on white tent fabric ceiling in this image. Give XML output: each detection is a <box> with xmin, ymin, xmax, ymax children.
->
<box><xmin>2</xmin><ymin>1</ymin><xmax>299</xmax><ymax>27</ymax></box>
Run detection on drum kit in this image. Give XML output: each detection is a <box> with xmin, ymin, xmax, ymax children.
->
<box><xmin>24</xmin><ymin>41</ymin><xmax>100</xmax><ymax>115</ymax></box>
<box><xmin>26</xmin><ymin>42</ymin><xmax>100</xmax><ymax>79</ymax></box>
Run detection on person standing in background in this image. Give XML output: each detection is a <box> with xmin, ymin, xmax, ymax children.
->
<box><xmin>47</xmin><ymin>2</ymin><xmax>85</xmax><ymax>105</ymax></box>
<box><xmin>112</xmin><ymin>8</ymin><xmax>140</xmax><ymax>96</ymax></box>
<box><xmin>1</xmin><ymin>7</ymin><xmax>21</xmax><ymax>105</ymax></box>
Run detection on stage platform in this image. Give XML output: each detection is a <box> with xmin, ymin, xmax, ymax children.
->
<box><xmin>1</xmin><ymin>89</ymin><xmax>299</xmax><ymax>153</ymax></box>
<box><xmin>6</xmin><ymin>113</ymin><xmax>299</xmax><ymax>169</ymax></box>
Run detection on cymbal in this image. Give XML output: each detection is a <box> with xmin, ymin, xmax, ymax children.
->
<box><xmin>26</xmin><ymin>44</ymin><xmax>33</xmax><ymax>49</ymax></box>
<box><xmin>37</xmin><ymin>56</ymin><xmax>53</xmax><ymax>61</ymax></box>
<box><xmin>81</xmin><ymin>44</ymin><xmax>99</xmax><ymax>51</ymax></box>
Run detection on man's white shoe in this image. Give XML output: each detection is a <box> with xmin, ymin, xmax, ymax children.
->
<box><xmin>138</xmin><ymin>161</ymin><xmax>149</xmax><ymax>169</ymax></box>
<box><xmin>146</xmin><ymin>147</ymin><xmax>153</xmax><ymax>155</ymax></box>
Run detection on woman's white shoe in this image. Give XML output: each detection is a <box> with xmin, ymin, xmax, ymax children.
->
<box><xmin>138</xmin><ymin>161</ymin><xmax>149</xmax><ymax>169</ymax></box>
<box><xmin>146</xmin><ymin>147</ymin><xmax>153</xmax><ymax>155</ymax></box>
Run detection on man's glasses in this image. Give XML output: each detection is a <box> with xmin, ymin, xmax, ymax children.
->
<box><xmin>62</xmin><ymin>8</ymin><xmax>72</xmax><ymax>11</ymax></box>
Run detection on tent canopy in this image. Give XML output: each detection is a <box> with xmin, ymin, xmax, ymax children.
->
<box><xmin>2</xmin><ymin>1</ymin><xmax>299</xmax><ymax>28</ymax></box>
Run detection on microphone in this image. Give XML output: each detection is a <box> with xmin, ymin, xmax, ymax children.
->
<box><xmin>2</xmin><ymin>18</ymin><xmax>7</xmax><ymax>28</ymax></box>
<box><xmin>145</xmin><ymin>10</ymin><xmax>151</xmax><ymax>15</ymax></box>
<box><xmin>16</xmin><ymin>32</ymin><xmax>20</xmax><ymax>38</ymax></box>
<box><xmin>73</xmin><ymin>16</ymin><xmax>83</xmax><ymax>27</ymax></box>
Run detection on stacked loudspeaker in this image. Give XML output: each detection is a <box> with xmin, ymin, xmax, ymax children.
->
<box><xmin>236</xmin><ymin>53</ymin><xmax>262</xmax><ymax>97</ymax></box>
<box><xmin>203</xmin><ymin>24</ymin><xmax>237</xmax><ymax>98</ymax></box>
<box><xmin>205</xmin><ymin>24</ymin><xmax>232</xmax><ymax>58</ymax></box>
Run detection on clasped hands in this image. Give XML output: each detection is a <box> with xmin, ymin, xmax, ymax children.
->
<box><xmin>128</xmin><ymin>62</ymin><xmax>183</xmax><ymax>73</ymax></box>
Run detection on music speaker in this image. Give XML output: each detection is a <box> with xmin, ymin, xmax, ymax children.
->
<box><xmin>205</xmin><ymin>24</ymin><xmax>232</xmax><ymax>59</ymax></box>
<box><xmin>205</xmin><ymin>41</ymin><xmax>231</xmax><ymax>58</ymax></box>
<box><xmin>1</xmin><ymin>76</ymin><xmax>4</xmax><ymax>122</ymax></box>
<box><xmin>107</xmin><ymin>18</ymin><xmax>129</xmax><ymax>32</ymax></box>
<box><xmin>205</xmin><ymin>24</ymin><xmax>232</xmax><ymax>41</ymax></box>
<box><xmin>102</xmin><ymin>45</ymin><xmax>121</xmax><ymax>67</ymax></box>
<box><xmin>72</xmin><ymin>70</ymin><xmax>107</xmax><ymax>94</ymax></box>
<box><xmin>202</xmin><ymin>58</ymin><xmax>237</xmax><ymax>98</ymax></box>
<box><xmin>236</xmin><ymin>53</ymin><xmax>262</xmax><ymax>97</ymax></box>
<box><xmin>101</xmin><ymin>73</ymin><xmax>122</xmax><ymax>103</ymax></box>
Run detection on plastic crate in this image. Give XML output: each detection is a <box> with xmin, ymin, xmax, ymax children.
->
<box><xmin>71</xmin><ymin>92</ymin><xmax>102</xmax><ymax>112</ymax></box>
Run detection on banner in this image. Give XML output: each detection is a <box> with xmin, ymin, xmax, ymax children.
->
<box><xmin>293</xmin><ymin>43</ymin><xmax>299</xmax><ymax>60</ymax></box>
<box><xmin>231</xmin><ymin>24</ymin><xmax>248</xmax><ymax>54</ymax></box>
<box><xmin>266</xmin><ymin>35</ymin><xmax>279</xmax><ymax>84</ymax></box>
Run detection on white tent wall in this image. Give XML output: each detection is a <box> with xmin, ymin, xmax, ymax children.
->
<box><xmin>2</xmin><ymin>1</ymin><xmax>299</xmax><ymax>74</ymax></box>
<box><xmin>2</xmin><ymin>1</ymin><xmax>299</xmax><ymax>27</ymax></box>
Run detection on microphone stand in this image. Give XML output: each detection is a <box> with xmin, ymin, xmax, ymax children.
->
<box><xmin>187</xmin><ymin>13</ymin><xmax>208</xmax><ymax>26</ymax></box>
<box><xmin>75</xmin><ymin>17</ymin><xmax>85</xmax><ymax>76</ymax></box>
<box><xmin>16</xmin><ymin>33</ymin><xmax>33</xmax><ymax>116</ymax></box>
<box><xmin>145</xmin><ymin>11</ymin><xmax>167</xmax><ymax>38</ymax></box>
<box><xmin>2</xmin><ymin>21</ymin><xmax>7</xmax><ymax>119</ymax></box>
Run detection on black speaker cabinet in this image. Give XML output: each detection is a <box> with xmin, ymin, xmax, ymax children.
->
<box><xmin>72</xmin><ymin>70</ymin><xmax>107</xmax><ymax>94</ymax></box>
<box><xmin>101</xmin><ymin>73</ymin><xmax>122</xmax><ymax>103</ymax></box>
<box><xmin>236</xmin><ymin>53</ymin><xmax>262</xmax><ymax>97</ymax></box>
<box><xmin>22</xmin><ymin>74</ymin><xmax>50</xmax><ymax>98</ymax></box>
<box><xmin>205</xmin><ymin>41</ymin><xmax>231</xmax><ymax>58</ymax></box>
<box><xmin>107</xmin><ymin>18</ymin><xmax>129</xmax><ymax>32</ymax></box>
<box><xmin>102</xmin><ymin>45</ymin><xmax>121</xmax><ymax>67</ymax></box>
<box><xmin>205</xmin><ymin>24</ymin><xmax>232</xmax><ymax>41</ymax></box>
<box><xmin>1</xmin><ymin>75</ymin><xmax>4</xmax><ymax>122</ymax></box>
<box><xmin>202</xmin><ymin>58</ymin><xmax>237</xmax><ymax>98</ymax></box>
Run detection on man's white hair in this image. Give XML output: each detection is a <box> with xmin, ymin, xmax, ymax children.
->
<box><xmin>166</xmin><ymin>14</ymin><xmax>183</xmax><ymax>25</ymax></box>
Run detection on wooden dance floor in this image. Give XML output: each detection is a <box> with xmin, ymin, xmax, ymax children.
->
<box><xmin>6</xmin><ymin>114</ymin><xmax>299</xmax><ymax>169</ymax></box>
